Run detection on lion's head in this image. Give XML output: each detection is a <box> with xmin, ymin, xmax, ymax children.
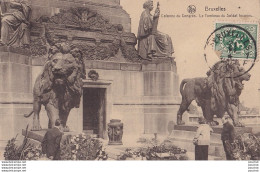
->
<box><xmin>39</xmin><ymin>44</ymin><xmax>85</xmax><ymax>108</ymax></box>
<box><xmin>51</xmin><ymin>52</ymin><xmax>80</xmax><ymax>85</ymax></box>
<box><xmin>207</xmin><ymin>60</ymin><xmax>251</xmax><ymax>87</ymax></box>
<box><xmin>235</xmin><ymin>67</ymin><xmax>251</xmax><ymax>82</ymax></box>
<box><xmin>207</xmin><ymin>60</ymin><xmax>250</xmax><ymax>112</ymax></box>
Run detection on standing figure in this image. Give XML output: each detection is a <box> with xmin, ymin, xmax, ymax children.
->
<box><xmin>41</xmin><ymin>119</ymin><xmax>63</xmax><ymax>160</ymax></box>
<box><xmin>221</xmin><ymin>117</ymin><xmax>236</xmax><ymax>160</ymax></box>
<box><xmin>193</xmin><ymin>117</ymin><xmax>213</xmax><ymax>160</ymax></box>
<box><xmin>137</xmin><ymin>0</ymin><xmax>173</xmax><ymax>60</ymax></box>
<box><xmin>0</xmin><ymin>0</ymin><xmax>31</xmax><ymax>47</ymax></box>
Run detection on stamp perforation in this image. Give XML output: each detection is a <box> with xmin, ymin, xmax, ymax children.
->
<box><xmin>212</xmin><ymin>20</ymin><xmax>260</xmax><ymax>62</ymax></box>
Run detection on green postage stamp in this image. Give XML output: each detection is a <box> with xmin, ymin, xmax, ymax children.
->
<box><xmin>214</xmin><ymin>22</ymin><xmax>258</xmax><ymax>60</ymax></box>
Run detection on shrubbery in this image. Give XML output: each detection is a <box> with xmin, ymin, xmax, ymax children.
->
<box><xmin>227</xmin><ymin>133</ymin><xmax>260</xmax><ymax>160</ymax></box>
<box><xmin>4</xmin><ymin>136</ymin><xmax>43</xmax><ymax>160</ymax></box>
<box><xmin>4</xmin><ymin>136</ymin><xmax>20</xmax><ymax>160</ymax></box>
<box><xmin>4</xmin><ymin>133</ymin><xmax>107</xmax><ymax>160</ymax></box>
<box><xmin>118</xmin><ymin>139</ymin><xmax>188</xmax><ymax>160</ymax></box>
<box><xmin>60</xmin><ymin>134</ymin><xmax>108</xmax><ymax>160</ymax></box>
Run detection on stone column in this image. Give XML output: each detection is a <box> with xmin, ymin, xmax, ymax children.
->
<box><xmin>143</xmin><ymin>60</ymin><xmax>180</xmax><ymax>134</ymax></box>
<box><xmin>0</xmin><ymin>47</ymin><xmax>32</xmax><ymax>142</ymax></box>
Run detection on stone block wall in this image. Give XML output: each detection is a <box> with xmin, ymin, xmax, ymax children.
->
<box><xmin>0</xmin><ymin>54</ymin><xmax>180</xmax><ymax>142</ymax></box>
<box><xmin>0</xmin><ymin>48</ymin><xmax>33</xmax><ymax>141</ymax></box>
<box><xmin>30</xmin><ymin>59</ymin><xmax>180</xmax><ymax>137</ymax></box>
<box><xmin>0</xmin><ymin>0</ymin><xmax>180</xmax><ymax>143</ymax></box>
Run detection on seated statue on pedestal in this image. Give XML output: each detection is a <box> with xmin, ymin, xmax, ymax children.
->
<box><xmin>0</xmin><ymin>0</ymin><xmax>31</xmax><ymax>47</ymax></box>
<box><xmin>137</xmin><ymin>0</ymin><xmax>174</xmax><ymax>60</ymax></box>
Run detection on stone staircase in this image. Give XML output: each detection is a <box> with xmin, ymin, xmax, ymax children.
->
<box><xmin>169</xmin><ymin>125</ymin><xmax>253</xmax><ymax>160</ymax></box>
<box><xmin>169</xmin><ymin>130</ymin><xmax>225</xmax><ymax>160</ymax></box>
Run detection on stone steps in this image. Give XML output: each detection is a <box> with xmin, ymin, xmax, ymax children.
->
<box><xmin>170</xmin><ymin>129</ymin><xmax>226</xmax><ymax>158</ymax></box>
<box><xmin>170</xmin><ymin>137</ymin><xmax>225</xmax><ymax>158</ymax></box>
<box><xmin>170</xmin><ymin>125</ymin><xmax>253</xmax><ymax>159</ymax></box>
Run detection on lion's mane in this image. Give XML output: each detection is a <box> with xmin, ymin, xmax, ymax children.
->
<box><xmin>177</xmin><ymin>59</ymin><xmax>250</xmax><ymax>126</ymax></box>
<box><xmin>207</xmin><ymin>60</ymin><xmax>245</xmax><ymax>113</ymax></box>
<box><xmin>34</xmin><ymin>44</ymin><xmax>86</xmax><ymax>109</ymax></box>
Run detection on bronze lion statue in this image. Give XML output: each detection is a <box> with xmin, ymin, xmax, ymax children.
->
<box><xmin>25</xmin><ymin>43</ymin><xmax>86</xmax><ymax>132</ymax></box>
<box><xmin>177</xmin><ymin>60</ymin><xmax>251</xmax><ymax>127</ymax></box>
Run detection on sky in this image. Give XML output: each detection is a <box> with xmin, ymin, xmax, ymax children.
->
<box><xmin>120</xmin><ymin>0</ymin><xmax>260</xmax><ymax>107</ymax></box>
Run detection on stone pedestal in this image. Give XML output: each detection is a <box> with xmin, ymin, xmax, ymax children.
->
<box><xmin>108</xmin><ymin>119</ymin><xmax>123</xmax><ymax>145</ymax></box>
<box><xmin>170</xmin><ymin>125</ymin><xmax>253</xmax><ymax>159</ymax></box>
<box><xmin>142</xmin><ymin>60</ymin><xmax>180</xmax><ymax>134</ymax></box>
<box><xmin>174</xmin><ymin>125</ymin><xmax>253</xmax><ymax>134</ymax></box>
<box><xmin>21</xmin><ymin>129</ymin><xmax>79</xmax><ymax>143</ymax></box>
<box><xmin>0</xmin><ymin>47</ymin><xmax>32</xmax><ymax>141</ymax></box>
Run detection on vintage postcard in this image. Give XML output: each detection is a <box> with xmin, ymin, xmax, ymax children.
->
<box><xmin>0</xmin><ymin>0</ymin><xmax>260</xmax><ymax>168</ymax></box>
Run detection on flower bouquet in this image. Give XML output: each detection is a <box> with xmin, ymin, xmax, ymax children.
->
<box><xmin>60</xmin><ymin>133</ymin><xmax>108</xmax><ymax>160</ymax></box>
<box><xmin>118</xmin><ymin>139</ymin><xmax>188</xmax><ymax>160</ymax></box>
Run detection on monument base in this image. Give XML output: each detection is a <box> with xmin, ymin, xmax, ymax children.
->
<box><xmin>108</xmin><ymin>141</ymin><xmax>123</xmax><ymax>145</ymax></box>
<box><xmin>174</xmin><ymin>125</ymin><xmax>253</xmax><ymax>134</ymax></box>
<box><xmin>169</xmin><ymin>125</ymin><xmax>253</xmax><ymax>159</ymax></box>
<box><xmin>0</xmin><ymin>48</ymin><xmax>32</xmax><ymax>143</ymax></box>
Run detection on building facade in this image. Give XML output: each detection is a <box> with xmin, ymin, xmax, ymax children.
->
<box><xmin>0</xmin><ymin>0</ymin><xmax>180</xmax><ymax>144</ymax></box>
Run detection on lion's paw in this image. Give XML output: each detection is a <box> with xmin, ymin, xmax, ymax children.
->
<box><xmin>31</xmin><ymin>125</ymin><xmax>42</xmax><ymax>131</ymax></box>
<box><xmin>234</xmin><ymin>122</ymin><xmax>244</xmax><ymax>127</ymax></box>
<box><xmin>32</xmin><ymin>120</ymin><xmax>42</xmax><ymax>131</ymax></box>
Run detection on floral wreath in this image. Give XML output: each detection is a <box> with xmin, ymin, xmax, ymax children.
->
<box><xmin>88</xmin><ymin>70</ymin><xmax>99</xmax><ymax>81</ymax></box>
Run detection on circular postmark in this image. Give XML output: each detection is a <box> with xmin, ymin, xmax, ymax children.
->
<box><xmin>204</xmin><ymin>24</ymin><xmax>257</xmax><ymax>78</ymax></box>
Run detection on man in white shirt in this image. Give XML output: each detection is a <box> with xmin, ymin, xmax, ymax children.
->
<box><xmin>193</xmin><ymin>117</ymin><xmax>213</xmax><ymax>160</ymax></box>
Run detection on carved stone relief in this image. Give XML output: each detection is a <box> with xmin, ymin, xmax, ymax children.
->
<box><xmin>30</xmin><ymin>7</ymin><xmax>141</xmax><ymax>62</ymax></box>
